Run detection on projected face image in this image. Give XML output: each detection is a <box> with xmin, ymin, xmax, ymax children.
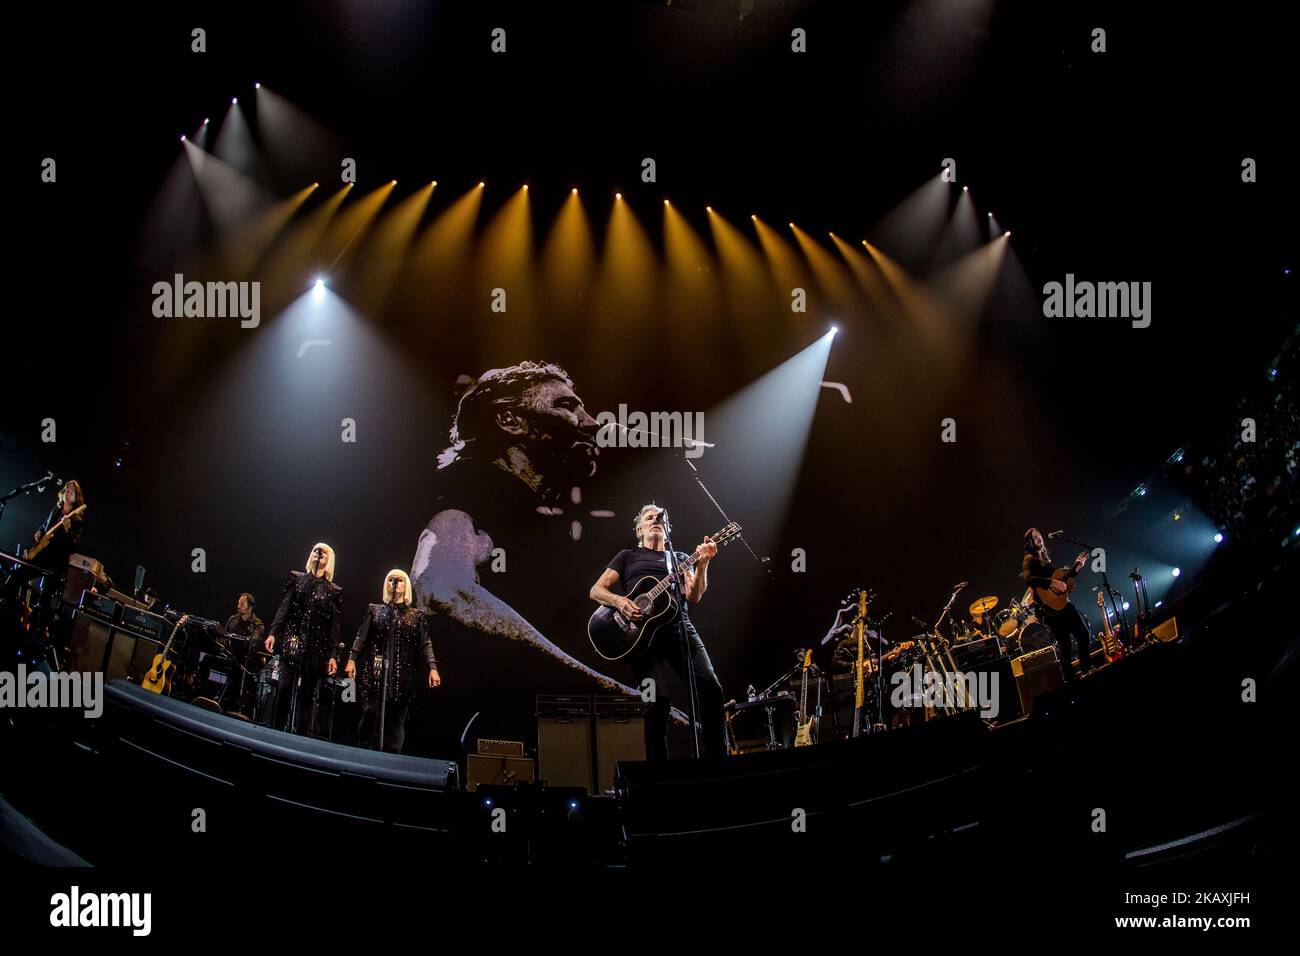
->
<box><xmin>518</xmin><ymin>378</ymin><xmax>600</xmax><ymax>479</ymax></box>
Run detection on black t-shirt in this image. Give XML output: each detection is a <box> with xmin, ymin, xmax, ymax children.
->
<box><xmin>607</xmin><ymin>546</ymin><xmax>694</xmax><ymax>618</ymax></box>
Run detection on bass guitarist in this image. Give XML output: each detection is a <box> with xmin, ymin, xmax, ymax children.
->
<box><xmin>1020</xmin><ymin>528</ymin><xmax>1093</xmax><ymax>681</ymax></box>
<box><xmin>588</xmin><ymin>503</ymin><xmax>724</xmax><ymax>760</ymax></box>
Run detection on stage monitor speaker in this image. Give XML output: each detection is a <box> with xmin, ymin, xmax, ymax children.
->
<box><xmin>537</xmin><ymin>716</ymin><xmax>594</xmax><ymax>793</ymax></box>
<box><xmin>465</xmin><ymin>753</ymin><xmax>535</xmax><ymax>791</ymax></box>
<box><xmin>595</xmin><ymin>713</ymin><xmax>644</xmax><ymax>794</ymax></box>
<box><xmin>1152</xmin><ymin>616</ymin><xmax>1179</xmax><ymax>642</ymax></box>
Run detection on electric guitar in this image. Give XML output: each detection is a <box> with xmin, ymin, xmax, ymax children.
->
<box><xmin>1096</xmin><ymin>589</ymin><xmax>1126</xmax><ymax>663</ymax></box>
<box><xmin>793</xmin><ymin>649</ymin><xmax>815</xmax><ymax>747</ymax></box>
<box><xmin>140</xmin><ymin>615</ymin><xmax>188</xmax><ymax>695</ymax></box>
<box><xmin>587</xmin><ymin>522</ymin><xmax>742</xmax><ymax>660</ymax></box>
<box><xmin>1032</xmin><ymin>550</ymin><xmax>1089</xmax><ymax>612</ymax></box>
<box><xmin>24</xmin><ymin>504</ymin><xmax>87</xmax><ymax>562</ymax></box>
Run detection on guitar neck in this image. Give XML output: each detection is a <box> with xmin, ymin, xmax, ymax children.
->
<box><xmin>646</xmin><ymin>551</ymin><xmax>702</xmax><ymax>601</ymax></box>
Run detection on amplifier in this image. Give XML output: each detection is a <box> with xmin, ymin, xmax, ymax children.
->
<box><xmin>594</xmin><ymin>694</ymin><xmax>644</xmax><ymax>718</ymax></box>
<box><xmin>77</xmin><ymin>589</ymin><xmax>121</xmax><ymax>624</ymax></box>
<box><xmin>477</xmin><ymin>737</ymin><xmax>526</xmax><ymax>757</ymax></box>
<box><xmin>1011</xmin><ymin>646</ymin><xmax>1059</xmax><ymax>677</ymax></box>
<box><xmin>951</xmin><ymin>635</ymin><xmax>1004</xmax><ymax>669</ymax></box>
<box><xmin>119</xmin><ymin>606</ymin><xmax>168</xmax><ymax>641</ymax></box>
<box><xmin>1011</xmin><ymin>647</ymin><xmax>1062</xmax><ymax>714</ymax></box>
<box><xmin>537</xmin><ymin>694</ymin><xmax>592</xmax><ymax>717</ymax></box>
<box><xmin>68</xmin><ymin>553</ymin><xmax>106</xmax><ymax>578</ymax></box>
<box><xmin>465</xmin><ymin>753</ymin><xmax>535</xmax><ymax>791</ymax></box>
<box><xmin>1152</xmin><ymin>616</ymin><xmax>1179</xmax><ymax>642</ymax></box>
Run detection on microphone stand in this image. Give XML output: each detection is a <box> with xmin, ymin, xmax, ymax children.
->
<box><xmin>0</xmin><ymin>473</ymin><xmax>60</xmax><ymax>528</ymax></box>
<box><xmin>378</xmin><ymin>599</ymin><xmax>398</xmax><ymax>752</ymax></box>
<box><xmin>930</xmin><ymin>585</ymin><xmax>969</xmax><ymax>712</ymax></box>
<box><xmin>661</xmin><ymin>518</ymin><xmax>701</xmax><ymax>759</ymax></box>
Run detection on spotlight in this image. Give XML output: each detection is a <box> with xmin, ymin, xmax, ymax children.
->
<box><xmin>1214</xmin><ymin>532</ymin><xmax>1224</xmax><ymax>543</ymax></box>
<box><xmin>1005</xmin><ymin>230</ymin><xmax>1012</xmax><ymax>237</ymax></box>
<box><xmin>203</xmin><ymin>118</ymin><xmax>209</xmax><ymax>125</ymax></box>
<box><xmin>180</xmin><ymin>134</ymin><xmax>186</xmax><ymax>141</ymax></box>
<box><xmin>312</xmin><ymin>181</ymin><xmax>319</xmax><ymax>187</ymax></box>
<box><xmin>522</xmin><ymin>184</ymin><xmax>528</xmax><ymax>191</ymax></box>
<box><xmin>432</xmin><ymin>180</ymin><xmax>437</xmax><ymax>187</ymax></box>
<box><xmin>571</xmin><ymin>188</ymin><xmax>578</xmax><ymax>194</ymax></box>
<box><xmin>1122</xmin><ymin>601</ymin><xmax>1131</xmax><ymax>611</ymax></box>
<box><xmin>312</xmin><ymin>277</ymin><xmax>326</xmax><ymax>299</ymax></box>
<box><xmin>254</xmin><ymin>82</ymin><xmax>261</xmax><ymax>89</ymax></box>
<box><xmin>962</xmin><ymin>186</ymin><xmax>968</xmax><ymax>192</ymax></box>
<box><xmin>1154</xmin><ymin>600</ymin><xmax>1163</xmax><ymax>608</ymax></box>
<box><xmin>988</xmin><ymin>212</ymin><xmax>992</xmax><ymax>217</ymax></box>
<box><xmin>615</xmin><ymin>192</ymin><xmax>622</xmax><ymax>200</ymax></box>
<box><xmin>788</xmin><ymin>222</ymin><xmax>794</xmax><ymax>228</ymax></box>
<box><xmin>664</xmin><ymin>199</ymin><xmax>669</xmax><ymax>205</ymax></box>
<box><xmin>231</xmin><ymin>97</ymin><xmax>237</xmax><ymax>105</ymax></box>
<box><xmin>391</xmin><ymin>179</ymin><xmax>397</xmax><ymax>185</ymax></box>
<box><xmin>1172</xmin><ymin>512</ymin><xmax>1181</xmax><ymax>522</ymax></box>
<box><xmin>478</xmin><ymin>181</ymin><xmax>485</xmax><ymax>188</ymax></box>
<box><xmin>1171</xmin><ymin>567</ymin><xmax>1181</xmax><ymax>578</ymax></box>
<box><xmin>829</xmin><ymin>325</ymin><xmax>839</xmax><ymax>337</ymax></box>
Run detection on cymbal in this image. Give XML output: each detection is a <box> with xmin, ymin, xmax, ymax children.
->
<box><xmin>968</xmin><ymin>595</ymin><xmax>998</xmax><ymax>617</ymax></box>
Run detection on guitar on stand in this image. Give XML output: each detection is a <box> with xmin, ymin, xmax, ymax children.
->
<box><xmin>851</xmin><ymin>589</ymin><xmax>874</xmax><ymax>738</ymax></box>
<box><xmin>141</xmin><ymin>615</ymin><xmax>188</xmax><ymax>695</ymax></box>
<box><xmin>1096</xmin><ymin>589</ymin><xmax>1126</xmax><ymax>663</ymax></box>
<box><xmin>793</xmin><ymin>649</ymin><xmax>815</xmax><ymax>747</ymax></box>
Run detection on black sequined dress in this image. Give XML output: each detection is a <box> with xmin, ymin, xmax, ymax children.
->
<box><xmin>349</xmin><ymin>602</ymin><xmax>437</xmax><ymax>708</ymax></box>
<box><xmin>268</xmin><ymin>571</ymin><xmax>343</xmax><ymax>674</ymax></box>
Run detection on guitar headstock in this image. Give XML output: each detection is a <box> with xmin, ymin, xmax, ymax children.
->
<box><xmin>709</xmin><ymin>522</ymin><xmax>742</xmax><ymax>548</ymax></box>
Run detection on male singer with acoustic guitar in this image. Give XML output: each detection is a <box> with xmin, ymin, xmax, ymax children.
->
<box><xmin>1020</xmin><ymin>528</ymin><xmax>1093</xmax><ymax>681</ymax></box>
<box><xmin>588</xmin><ymin>504</ymin><xmax>723</xmax><ymax>760</ymax></box>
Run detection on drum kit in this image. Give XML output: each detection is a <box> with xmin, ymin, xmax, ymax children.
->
<box><xmin>959</xmin><ymin>594</ymin><xmax>1053</xmax><ymax>656</ymax></box>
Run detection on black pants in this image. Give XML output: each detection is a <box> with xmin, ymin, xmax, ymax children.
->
<box><xmin>629</xmin><ymin>617</ymin><xmax>727</xmax><ymax>760</ymax></box>
<box><xmin>358</xmin><ymin>699</ymin><xmax>412</xmax><ymax>753</ymax></box>
<box><xmin>1041</xmin><ymin>603</ymin><xmax>1092</xmax><ymax>680</ymax></box>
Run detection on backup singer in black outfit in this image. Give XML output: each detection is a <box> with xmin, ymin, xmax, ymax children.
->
<box><xmin>345</xmin><ymin>569</ymin><xmax>442</xmax><ymax>754</ymax></box>
<box><xmin>1021</xmin><ymin>528</ymin><xmax>1092</xmax><ymax>681</ymax></box>
<box><xmin>265</xmin><ymin>543</ymin><xmax>343</xmax><ymax>735</ymax></box>
<box><xmin>589</xmin><ymin>504</ymin><xmax>725</xmax><ymax>760</ymax></box>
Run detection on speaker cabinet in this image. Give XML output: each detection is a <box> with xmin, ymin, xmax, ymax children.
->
<box><xmin>68</xmin><ymin>613</ymin><xmax>113</xmax><ymax>673</ymax></box>
<box><xmin>537</xmin><ymin>716</ymin><xmax>594</xmax><ymax>793</ymax></box>
<box><xmin>595</xmin><ymin>713</ymin><xmax>644</xmax><ymax>794</ymax></box>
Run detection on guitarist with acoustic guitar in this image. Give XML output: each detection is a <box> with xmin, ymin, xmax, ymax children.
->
<box><xmin>588</xmin><ymin>503</ymin><xmax>725</xmax><ymax>760</ymax></box>
<box><xmin>1020</xmin><ymin>528</ymin><xmax>1093</xmax><ymax>681</ymax></box>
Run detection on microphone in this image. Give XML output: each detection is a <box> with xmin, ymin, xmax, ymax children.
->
<box><xmin>1047</xmin><ymin>530</ymin><xmax>1064</xmax><ymax>539</ymax></box>
<box><xmin>955</xmin><ymin>581</ymin><xmax>969</xmax><ymax>590</ymax></box>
